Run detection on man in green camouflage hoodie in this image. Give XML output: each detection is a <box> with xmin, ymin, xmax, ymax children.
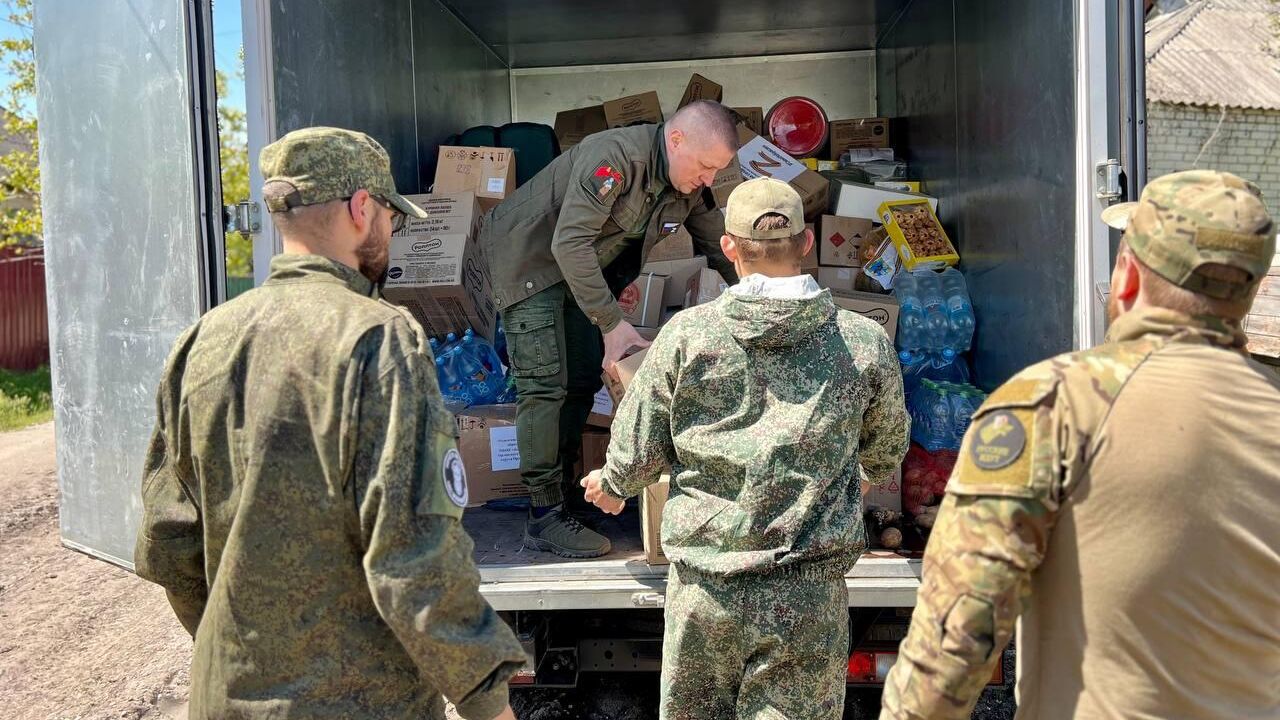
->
<box><xmin>581</xmin><ymin>177</ymin><xmax>911</xmax><ymax>719</ymax></box>
<box><xmin>882</xmin><ymin>170</ymin><xmax>1280</xmax><ymax>719</ymax></box>
<box><xmin>134</xmin><ymin>127</ymin><xmax>525</xmax><ymax>720</ymax></box>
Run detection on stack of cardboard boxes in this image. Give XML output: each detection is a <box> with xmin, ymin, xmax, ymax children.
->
<box><xmin>383</xmin><ymin>70</ymin><xmax>967</xmax><ymax>561</ymax></box>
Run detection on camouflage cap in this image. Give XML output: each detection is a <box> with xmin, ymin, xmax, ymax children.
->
<box><xmin>724</xmin><ymin>177</ymin><xmax>805</xmax><ymax>239</ymax></box>
<box><xmin>259</xmin><ymin>126</ymin><xmax>427</xmax><ymax>218</ymax></box>
<box><xmin>1101</xmin><ymin>170</ymin><xmax>1275</xmax><ymax>301</ymax></box>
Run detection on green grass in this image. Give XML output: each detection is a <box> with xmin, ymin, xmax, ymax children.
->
<box><xmin>0</xmin><ymin>366</ymin><xmax>54</xmax><ymax>432</ymax></box>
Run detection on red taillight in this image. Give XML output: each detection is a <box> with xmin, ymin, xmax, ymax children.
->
<box><xmin>847</xmin><ymin>651</ymin><xmax>877</xmax><ymax>682</ymax></box>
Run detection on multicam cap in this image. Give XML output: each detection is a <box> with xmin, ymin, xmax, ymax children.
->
<box><xmin>259</xmin><ymin>126</ymin><xmax>427</xmax><ymax>218</ymax></box>
<box><xmin>1101</xmin><ymin>170</ymin><xmax>1275</xmax><ymax>301</ymax></box>
<box><xmin>724</xmin><ymin>177</ymin><xmax>805</xmax><ymax>239</ymax></box>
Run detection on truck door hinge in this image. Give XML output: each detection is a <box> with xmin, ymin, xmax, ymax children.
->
<box><xmin>1095</xmin><ymin>159</ymin><xmax>1123</xmax><ymax>201</ymax></box>
<box><xmin>226</xmin><ymin>200</ymin><xmax>261</xmax><ymax>235</ymax></box>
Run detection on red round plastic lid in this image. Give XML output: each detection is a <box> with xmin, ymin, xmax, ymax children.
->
<box><xmin>766</xmin><ymin>96</ymin><xmax>829</xmax><ymax>158</ymax></box>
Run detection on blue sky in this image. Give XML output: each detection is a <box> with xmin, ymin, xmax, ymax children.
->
<box><xmin>0</xmin><ymin>1</ymin><xmax>246</xmax><ymax>116</ymax></box>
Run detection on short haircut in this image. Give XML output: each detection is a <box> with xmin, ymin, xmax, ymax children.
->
<box><xmin>729</xmin><ymin>213</ymin><xmax>808</xmax><ymax>264</ymax></box>
<box><xmin>1129</xmin><ymin>246</ymin><xmax>1254</xmax><ymax>321</ymax></box>
<box><xmin>668</xmin><ymin>100</ymin><xmax>739</xmax><ymax>152</ymax></box>
<box><xmin>265</xmin><ymin>180</ymin><xmax>345</xmax><ymax>235</ymax></box>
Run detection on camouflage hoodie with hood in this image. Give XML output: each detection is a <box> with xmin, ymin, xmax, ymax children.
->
<box><xmin>602</xmin><ymin>274</ymin><xmax>910</xmax><ymax>578</ymax></box>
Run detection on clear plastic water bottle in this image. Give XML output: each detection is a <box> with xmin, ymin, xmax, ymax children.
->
<box><xmin>436</xmin><ymin>352</ymin><xmax>473</xmax><ymax>408</ymax></box>
<box><xmin>452</xmin><ymin>344</ymin><xmax>497</xmax><ymax>405</ymax></box>
<box><xmin>950</xmin><ymin>387</ymin><xmax>984</xmax><ymax>448</ymax></box>
<box><xmin>494</xmin><ymin>318</ymin><xmax>510</xmax><ymax>367</ymax></box>
<box><xmin>916</xmin><ymin>270</ymin><xmax>949</xmax><ymax>355</ymax></box>
<box><xmin>894</xmin><ymin>271</ymin><xmax>927</xmax><ymax>354</ymax></box>
<box><xmin>940</xmin><ymin>267</ymin><xmax>976</xmax><ymax>353</ymax></box>
<box><xmin>927</xmin><ymin>350</ymin><xmax>971</xmax><ymax>385</ymax></box>
<box><xmin>900</xmin><ymin>350</ymin><xmax>930</xmax><ymax>399</ymax></box>
<box><xmin>910</xmin><ymin>379</ymin><xmax>957</xmax><ymax>452</ymax></box>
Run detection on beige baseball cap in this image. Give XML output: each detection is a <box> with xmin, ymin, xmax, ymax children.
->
<box><xmin>724</xmin><ymin>177</ymin><xmax>805</xmax><ymax>239</ymax></box>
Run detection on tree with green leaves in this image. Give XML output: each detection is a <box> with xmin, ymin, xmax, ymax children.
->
<box><xmin>218</xmin><ymin>64</ymin><xmax>252</xmax><ymax>279</ymax></box>
<box><xmin>0</xmin><ymin>0</ymin><xmax>38</xmax><ymax>254</ymax></box>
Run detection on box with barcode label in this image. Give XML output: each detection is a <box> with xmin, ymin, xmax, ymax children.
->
<box><xmin>433</xmin><ymin>146</ymin><xmax>516</xmax><ymax>212</ymax></box>
<box><xmin>455</xmin><ymin>404</ymin><xmax>528</xmax><ymax>506</ymax></box>
<box><xmin>383</xmin><ymin>191</ymin><xmax>498</xmax><ymax>340</ymax></box>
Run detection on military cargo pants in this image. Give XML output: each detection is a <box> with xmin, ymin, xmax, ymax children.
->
<box><xmin>502</xmin><ymin>282</ymin><xmax>605</xmax><ymax>508</ymax></box>
<box><xmin>660</xmin><ymin>564</ymin><xmax>850</xmax><ymax>720</ymax></box>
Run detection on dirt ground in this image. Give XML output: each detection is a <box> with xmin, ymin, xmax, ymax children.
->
<box><xmin>0</xmin><ymin>423</ymin><xmax>453</xmax><ymax>720</ymax></box>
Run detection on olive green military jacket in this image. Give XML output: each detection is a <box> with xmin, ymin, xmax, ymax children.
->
<box><xmin>479</xmin><ymin>123</ymin><xmax>736</xmax><ymax>332</ymax></box>
<box><xmin>134</xmin><ymin>254</ymin><xmax>525</xmax><ymax>720</ymax></box>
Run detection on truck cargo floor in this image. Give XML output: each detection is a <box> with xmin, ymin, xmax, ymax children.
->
<box><xmin>464</xmin><ymin>505</ymin><xmax>658</xmax><ymax>583</ymax></box>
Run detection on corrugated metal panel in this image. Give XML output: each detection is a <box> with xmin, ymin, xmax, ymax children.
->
<box><xmin>0</xmin><ymin>249</ymin><xmax>48</xmax><ymax>371</ymax></box>
<box><xmin>1145</xmin><ymin>0</ymin><xmax>1280</xmax><ymax>110</ymax></box>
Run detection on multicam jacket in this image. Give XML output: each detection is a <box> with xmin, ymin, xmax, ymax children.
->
<box><xmin>134</xmin><ymin>254</ymin><xmax>525</xmax><ymax>720</ymax></box>
<box><xmin>882</xmin><ymin>306</ymin><xmax>1280</xmax><ymax>720</ymax></box>
<box><xmin>601</xmin><ymin>278</ymin><xmax>910</xmax><ymax>578</ymax></box>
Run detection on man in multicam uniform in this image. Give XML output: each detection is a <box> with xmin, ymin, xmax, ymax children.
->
<box><xmin>134</xmin><ymin>127</ymin><xmax>525</xmax><ymax>720</ymax></box>
<box><xmin>882</xmin><ymin>170</ymin><xmax>1280</xmax><ymax>720</ymax></box>
<box><xmin>581</xmin><ymin>177</ymin><xmax>910</xmax><ymax>719</ymax></box>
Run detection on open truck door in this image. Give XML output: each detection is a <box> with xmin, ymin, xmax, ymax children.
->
<box><xmin>35</xmin><ymin>0</ymin><xmax>225</xmax><ymax>567</ymax></box>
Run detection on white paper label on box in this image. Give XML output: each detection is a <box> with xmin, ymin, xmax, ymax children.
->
<box><xmin>486</xmin><ymin>178</ymin><xmax>506</xmax><ymax>194</ymax></box>
<box><xmin>489</xmin><ymin>426</ymin><xmax>521</xmax><ymax>471</ymax></box>
<box><xmin>593</xmin><ymin>387</ymin><xmax>614</xmax><ymax>416</ymax></box>
<box><xmin>737</xmin><ymin>136</ymin><xmax>805</xmax><ymax>184</ymax></box>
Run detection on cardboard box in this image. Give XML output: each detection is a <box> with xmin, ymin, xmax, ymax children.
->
<box><xmin>685</xmin><ymin>268</ymin><xmax>728</xmax><ymax>307</ymax></box>
<box><xmin>384</xmin><ymin>192</ymin><xmax>498</xmax><ymax>340</ymax></box>
<box><xmin>603</xmin><ymin>91</ymin><xmax>663</xmax><ymax>128</ymax></box>
<box><xmin>802</xmin><ymin>222</ymin><xmax>818</xmax><ymax>271</ymax></box>
<box><xmin>817</xmin><ymin>267</ymin><xmax>859</xmax><ymax>294</ymax></box>
<box><xmin>679</xmin><ymin>73</ymin><xmax>723</xmax><ymax>108</ymax></box>
<box><xmin>736</xmin><ymin>126</ymin><xmax>830</xmax><ymax>220</ymax></box>
<box><xmin>648</xmin><ymin>225</ymin><xmax>694</xmax><ymax>262</ymax></box>
<box><xmin>455</xmin><ymin>405</ymin><xmax>526</xmax><ymax>506</ymax></box>
<box><xmin>866</xmin><ymin>468</ymin><xmax>902</xmax><ymax>513</ymax></box>
<box><xmin>554</xmin><ymin>104</ymin><xmax>608</xmax><ymax>150</ymax></box>
<box><xmin>831</xmin><ymin>290</ymin><xmax>900</xmax><ymax>341</ymax></box>
<box><xmin>643</xmin><ymin>255</ymin><xmax>707</xmax><ymax>307</ymax></box>
<box><xmin>602</xmin><ymin>347</ymin><xmax>649</xmax><ymax>405</ymax></box>
<box><xmin>588</xmin><ymin>387</ymin><xmax>614</xmax><ymax>428</ymax></box>
<box><xmin>732</xmin><ymin>107</ymin><xmax>764</xmax><ymax>136</ymax></box>
<box><xmin>577</xmin><ymin>428</ymin><xmax>611</xmax><ymax>480</ymax></box>
<box><xmin>830</xmin><ymin>179</ymin><xmax>937</xmax><ymax>221</ymax></box>
<box><xmin>710</xmin><ymin>159</ymin><xmax>745</xmax><ymax>208</ymax></box>
<box><xmin>879</xmin><ymin>199</ymin><xmax>959</xmax><ymax>271</ymax></box>
<box><xmin>818</xmin><ymin>215</ymin><xmax>876</xmax><ymax>268</ymax></box>
<box><xmin>619</xmin><ymin>272</ymin><xmax>667</xmax><ymax>328</ymax></box>
<box><xmin>433</xmin><ymin>147</ymin><xmax>516</xmax><ymax>212</ymax></box>
<box><xmin>642</xmin><ymin>476</ymin><xmax>670</xmax><ymax>565</ymax></box>
<box><xmin>830</xmin><ymin>117</ymin><xmax>890</xmax><ymax>158</ymax></box>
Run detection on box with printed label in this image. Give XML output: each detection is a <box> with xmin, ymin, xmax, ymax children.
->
<box><xmin>455</xmin><ymin>404</ymin><xmax>526</xmax><ymax>506</ymax></box>
<box><xmin>685</xmin><ymin>268</ymin><xmax>728</xmax><ymax>308</ymax></box>
<box><xmin>831</xmin><ymin>290</ymin><xmax>900</xmax><ymax>341</ymax></box>
<box><xmin>648</xmin><ymin>224</ymin><xmax>694</xmax><ymax>262</ymax></box>
<box><xmin>817</xmin><ymin>267</ymin><xmax>858</xmax><ymax>294</ymax></box>
<box><xmin>643</xmin><ymin>477</ymin><xmax>670</xmax><ymax>565</ymax></box>
<box><xmin>736</xmin><ymin>126</ymin><xmax>829</xmax><ymax>220</ymax></box>
<box><xmin>643</xmin><ymin>255</ymin><xmax>707</xmax><ymax>307</ymax></box>
<box><xmin>818</xmin><ymin>215</ymin><xmax>876</xmax><ymax>268</ymax></box>
<box><xmin>603</xmin><ymin>91</ymin><xmax>664</xmax><ymax>128</ymax></box>
<box><xmin>383</xmin><ymin>192</ymin><xmax>498</xmax><ymax>341</ymax></box>
<box><xmin>866</xmin><ymin>468</ymin><xmax>903</xmax><ymax>513</ymax></box>
<box><xmin>830</xmin><ymin>117</ymin><xmax>890</xmax><ymax>158</ymax></box>
<box><xmin>433</xmin><ymin>147</ymin><xmax>516</xmax><ymax>212</ymax></box>
<box><xmin>554</xmin><ymin>104</ymin><xmax>608</xmax><ymax>150</ymax></box>
<box><xmin>619</xmin><ymin>273</ymin><xmax>667</xmax><ymax>328</ymax></box>
<box><xmin>679</xmin><ymin>73</ymin><xmax>723</xmax><ymax>108</ymax></box>
<box><xmin>732</xmin><ymin>107</ymin><xmax>764</xmax><ymax>136</ymax></box>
